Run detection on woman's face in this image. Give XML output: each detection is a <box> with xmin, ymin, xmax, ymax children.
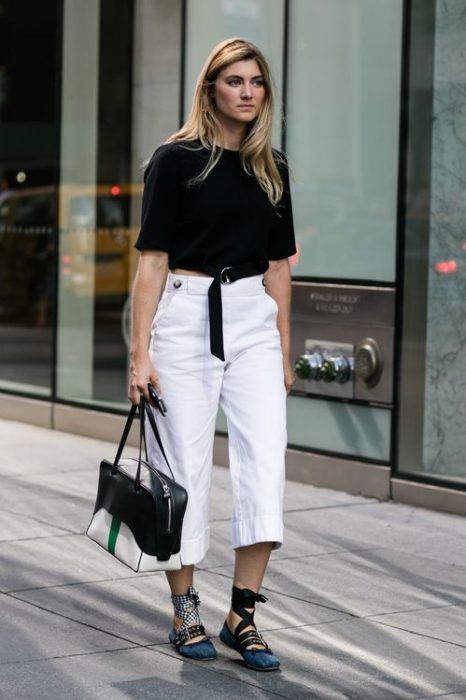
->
<box><xmin>210</xmin><ymin>59</ymin><xmax>266</xmax><ymax>126</ymax></box>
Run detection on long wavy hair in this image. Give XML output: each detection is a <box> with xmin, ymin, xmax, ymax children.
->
<box><xmin>166</xmin><ymin>37</ymin><xmax>284</xmax><ymax>205</ymax></box>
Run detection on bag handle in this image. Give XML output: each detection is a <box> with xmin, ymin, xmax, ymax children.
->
<box><xmin>139</xmin><ymin>397</ymin><xmax>175</xmax><ymax>481</ymax></box>
<box><xmin>113</xmin><ymin>403</ymin><xmax>138</xmax><ymax>470</ymax></box>
<box><xmin>112</xmin><ymin>398</ymin><xmax>175</xmax><ymax>482</ymax></box>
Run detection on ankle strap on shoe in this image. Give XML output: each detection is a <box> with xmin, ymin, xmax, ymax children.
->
<box><xmin>231</xmin><ymin>586</ymin><xmax>268</xmax><ymax>638</ymax></box>
<box><xmin>173</xmin><ymin>623</ymin><xmax>207</xmax><ymax>648</ymax></box>
<box><xmin>231</xmin><ymin>586</ymin><xmax>268</xmax><ymax>612</ymax></box>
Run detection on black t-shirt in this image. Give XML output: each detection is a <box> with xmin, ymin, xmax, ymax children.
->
<box><xmin>135</xmin><ymin>139</ymin><xmax>296</xmax><ymax>271</ymax></box>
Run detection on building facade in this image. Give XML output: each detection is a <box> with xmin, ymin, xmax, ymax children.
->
<box><xmin>1</xmin><ymin>0</ymin><xmax>465</xmax><ymax>514</ymax></box>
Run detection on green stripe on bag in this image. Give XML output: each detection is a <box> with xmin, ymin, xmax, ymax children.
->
<box><xmin>108</xmin><ymin>516</ymin><xmax>121</xmax><ymax>554</ymax></box>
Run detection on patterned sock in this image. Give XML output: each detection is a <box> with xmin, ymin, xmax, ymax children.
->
<box><xmin>171</xmin><ymin>586</ymin><xmax>202</xmax><ymax>629</ymax></box>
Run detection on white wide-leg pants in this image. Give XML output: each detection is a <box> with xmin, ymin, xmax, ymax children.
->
<box><xmin>146</xmin><ymin>272</ymin><xmax>287</xmax><ymax>566</ymax></box>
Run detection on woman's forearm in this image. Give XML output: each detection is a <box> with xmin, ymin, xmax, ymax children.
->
<box><xmin>130</xmin><ymin>251</ymin><xmax>169</xmax><ymax>358</ymax></box>
<box><xmin>264</xmin><ymin>258</ymin><xmax>295</xmax><ymax>394</ymax></box>
<box><xmin>264</xmin><ymin>259</ymin><xmax>292</xmax><ymax>360</ymax></box>
<box><xmin>128</xmin><ymin>251</ymin><xmax>169</xmax><ymax>403</ymax></box>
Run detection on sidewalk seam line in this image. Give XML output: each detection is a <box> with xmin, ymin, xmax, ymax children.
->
<box><xmin>415</xmin><ymin>690</ymin><xmax>466</xmax><ymax>700</ymax></box>
<box><xmin>198</xmin><ymin>545</ymin><xmax>382</xmax><ymax>570</ymax></box>
<box><xmin>4</xmin><ymin>592</ymin><xmax>144</xmax><ymax>647</ymax></box>
<box><xmin>202</xmin><ymin>568</ymin><xmax>356</xmax><ymax>617</ymax></box>
<box><xmin>0</xmin><ymin>505</ymin><xmax>80</xmax><ymax>535</ymax></box>
<box><xmin>0</xmin><ymin>645</ymin><xmax>138</xmax><ymax>668</ymax></box>
<box><xmin>0</xmin><ymin>531</ymin><xmax>84</xmax><ymax>544</ymax></box>
<box><xmin>363</xmin><ymin>602</ymin><xmax>460</xmax><ymax>619</ymax></box>
<box><xmin>209</xmin><ymin>499</ymin><xmax>379</xmax><ymax>522</ymax></box>
<box><xmin>370</xmin><ymin>618</ymin><xmax>466</xmax><ymax>649</ymax></box>
<box><xmin>3</xmin><ymin>571</ymin><xmax>163</xmax><ymax>594</ymax></box>
<box><xmin>144</xmin><ymin>645</ymin><xmax>296</xmax><ymax>700</ymax></box>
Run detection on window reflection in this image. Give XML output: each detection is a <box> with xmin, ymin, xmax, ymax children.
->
<box><xmin>0</xmin><ymin>0</ymin><xmax>60</xmax><ymax>394</ymax></box>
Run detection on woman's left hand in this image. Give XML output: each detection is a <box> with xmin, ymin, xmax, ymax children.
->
<box><xmin>283</xmin><ymin>358</ymin><xmax>295</xmax><ymax>395</ymax></box>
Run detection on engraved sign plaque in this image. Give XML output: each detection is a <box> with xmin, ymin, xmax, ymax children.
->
<box><xmin>291</xmin><ymin>282</ymin><xmax>395</xmax><ymax>405</ymax></box>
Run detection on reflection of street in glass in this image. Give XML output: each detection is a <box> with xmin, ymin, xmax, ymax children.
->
<box><xmin>0</xmin><ymin>186</ymin><xmax>56</xmax><ymax>327</ymax></box>
<box><xmin>59</xmin><ymin>184</ymin><xmax>140</xmax><ymax>301</ymax></box>
<box><xmin>0</xmin><ymin>184</ymin><xmax>141</xmax><ymax>400</ymax></box>
<box><xmin>0</xmin><ymin>184</ymin><xmax>141</xmax><ymax>310</ymax></box>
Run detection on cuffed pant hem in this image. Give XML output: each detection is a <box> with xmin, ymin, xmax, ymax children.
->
<box><xmin>231</xmin><ymin>515</ymin><xmax>283</xmax><ymax>552</ymax></box>
<box><xmin>180</xmin><ymin>526</ymin><xmax>210</xmax><ymax>566</ymax></box>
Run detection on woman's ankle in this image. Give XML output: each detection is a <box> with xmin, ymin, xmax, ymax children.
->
<box><xmin>171</xmin><ymin>586</ymin><xmax>207</xmax><ymax>645</ymax></box>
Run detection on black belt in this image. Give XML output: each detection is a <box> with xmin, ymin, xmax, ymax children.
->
<box><xmin>205</xmin><ymin>261</ymin><xmax>268</xmax><ymax>361</ymax></box>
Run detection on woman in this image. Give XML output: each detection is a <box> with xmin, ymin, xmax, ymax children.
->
<box><xmin>129</xmin><ymin>37</ymin><xmax>296</xmax><ymax>672</ymax></box>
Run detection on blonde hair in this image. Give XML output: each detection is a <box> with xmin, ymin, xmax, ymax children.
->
<box><xmin>166</xmin><ymin>37</ymin><xmax>284</xmax><ymax>205</ymax></box>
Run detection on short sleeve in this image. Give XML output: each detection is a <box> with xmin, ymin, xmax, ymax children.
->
<box><xmin>268</xmin><ymin>155</ymin><xmax>297</xmax><ymax>260</ymax></box>
<box><xmin>134</xmin><ymin>145</ymin><xmax>179</xmax><ymax>252</ymax></box>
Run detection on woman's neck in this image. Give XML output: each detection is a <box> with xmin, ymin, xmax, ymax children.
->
<box><xmin>216</xmin><ymin>120</ymin><xmax>247</xmax><ymax>151</ymax></box>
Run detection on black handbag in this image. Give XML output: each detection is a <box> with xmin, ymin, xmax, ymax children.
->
<box><xmin>87</xmin><ymin>397</ymin><xmax>188</xmax><ymax>572</ymax></box>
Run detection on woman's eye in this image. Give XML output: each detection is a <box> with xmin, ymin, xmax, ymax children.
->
<box><xmin>228</xmin><ymin>79</ymin><xmax>241</xmax><ymax>86</ymax></box>
<box><xmin>253</xmin><ymin>79</ymin><xmax>265</xmax><ymax>87</ymax></box>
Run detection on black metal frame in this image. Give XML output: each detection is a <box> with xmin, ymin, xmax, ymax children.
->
<box><xmin>291</xmin><ymin>390</ymin><xmax>392</xmax><ymax>410</ymax></box>
<box><xmin>394</xmin><ymin>471</ymin><xmax>466</xmax><ymax>494</ymax></box>
<box><xmin>50</xmin><ymin>0</ymin><xmax>64</xmax><ymax>403</ymax></box>
<box><xmin>179</xmin><ymin>0</ymin><xmax>187</xmax><ymax>128</ymax></box>
<box><xmin>281</xmin><ymin>0</ymin><xmax>290</xmax><ymax>152</ymax></box>
<box><xmin>390</xmin><ymin>0</ymin><xmax>412</xmax><ymax>477</ymax></box>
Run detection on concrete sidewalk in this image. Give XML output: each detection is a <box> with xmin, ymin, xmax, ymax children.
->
<box><xmin>1</xmin><ymin>418</ymin><xmax>466</xmax><ymax>700</ymax></box>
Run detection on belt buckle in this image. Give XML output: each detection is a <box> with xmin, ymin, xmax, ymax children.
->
<box><xmin>220</xmin><ymin>266</ymin><xmax>233</xmax><ymax>284</ymax></box>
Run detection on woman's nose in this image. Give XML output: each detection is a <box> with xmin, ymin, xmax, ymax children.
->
<box><xmin>241</xmin><ymin>84</ymin><xmax>253</xmax><ymax>99</ymax></box>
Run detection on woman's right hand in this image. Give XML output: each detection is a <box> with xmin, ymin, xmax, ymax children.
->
<box><xmin>128</xmin><ymin>351</ymin><xmax>162</xmax><ymax>405</ymax></box>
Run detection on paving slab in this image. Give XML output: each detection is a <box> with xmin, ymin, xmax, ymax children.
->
<box><xmin>208</xmin><ymin>462</ymin><xmax>375</xmax><ymax>521</ymax></box>
<box><xmin>0</xmin><ymin>593</ymin><xmax>134</xmax><ymax>665</ymax></box>
<box><xmin>206</xmin><ymin>547</ymin><xmax>466</xmax><ymax>617</ymax></box>
<box><xmin>2</xmin><ymin>418</ymin><xmax>466</xmax><ymax>699</ymax></box>
<box><xmin>0</xmin><ymin>532</ymin><xmax>142</xmax><ymax>592</ymax></box>
<box><xmin>282</xmin><ymin>502</ymin><xmax>466</xmax><ymax>560</ymax></box>
<box><xmin>153</xmin><ymin>618</ymin><xmax>466</xmax><ymax>699</ymax></box>
<box><xmin>1</xmin><ymin>480</ymin><xmax>95</xmax><ymax>536</ymax></box>
<box><xmin>199</xmin><ymin>515</ymin><xmax>378</xmax><ymax>571</ymax></box>
<box><xmin>0</xmin><ymin>508</ymin><xmax>71</xmax><ymax>542</ymax></box>
<box><xmin>2</xmin><ymin>467</ymin><xmax>100</xmax><ymax>503</ymax></box>
<box><xmin>0</xmin><ymin>646</ymin><xmax>281</xmax><ymax>700</ymax></box>
<box><xmin>11</xmin><ymin>568</ymin><xmax>349</xmax><ymax>647</ymax></box>
<box><xmin>0</xmin><ymin>421</ymin><xmax>117</xmax><ymax>477</ymax></box>
<box><xmin>1</xmin><ymin>479</ymin><xmax>93</xmax><ymax>535</ymax></box>
<box><xmin>368</xmin><ymin>604</ymin><xmax>466</xmax><ymax>647</ymax></box>
<box><xmin>398</xmin><ymin>535</ymin><xmax>466</xmax><ymax>570</ymax></box>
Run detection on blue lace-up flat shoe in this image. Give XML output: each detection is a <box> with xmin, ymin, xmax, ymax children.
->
<box><xmin>168</xmin><ymin>625</ymin><xmax>217</xmax><ymax>660</ymax></box>
<box><xmin>219</xmin><ymin>586</ymin><xmax>280</xmax><ymax>672</ymax></box>
<box><xmin>169</xmin><ymin>586</ymin><xmax>217</xmax><ymax>661</ymax></box>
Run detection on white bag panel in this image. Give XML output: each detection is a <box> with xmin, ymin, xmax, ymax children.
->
<box><xmin>87</xmin><ymin>508</ymin><xmax>181</xmax><ymax>572</ymax></box>
<box><xmin>138</xmin><ymin>550</ymin><xmax>181</xmax><ymax>572</ymax></box>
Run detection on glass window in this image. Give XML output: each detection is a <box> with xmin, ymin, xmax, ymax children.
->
<box><xmin>0</xmin><ymin>0</ymin><xmax>60</xmax><ymax>396</ymax></box>
<box><xmin>56</xmin><ymin>0</ymin><xmax>181</xmax><ymax>408</ymax></box>
<box><xmin>286</xmin><ymin>0</ymin><xmax>403</xmax><ymax>281</ymax></box>
<box><xmin>184</xmin><ymin>0</ymin><xmax>285</xmax><ymax>145</ymax></box>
